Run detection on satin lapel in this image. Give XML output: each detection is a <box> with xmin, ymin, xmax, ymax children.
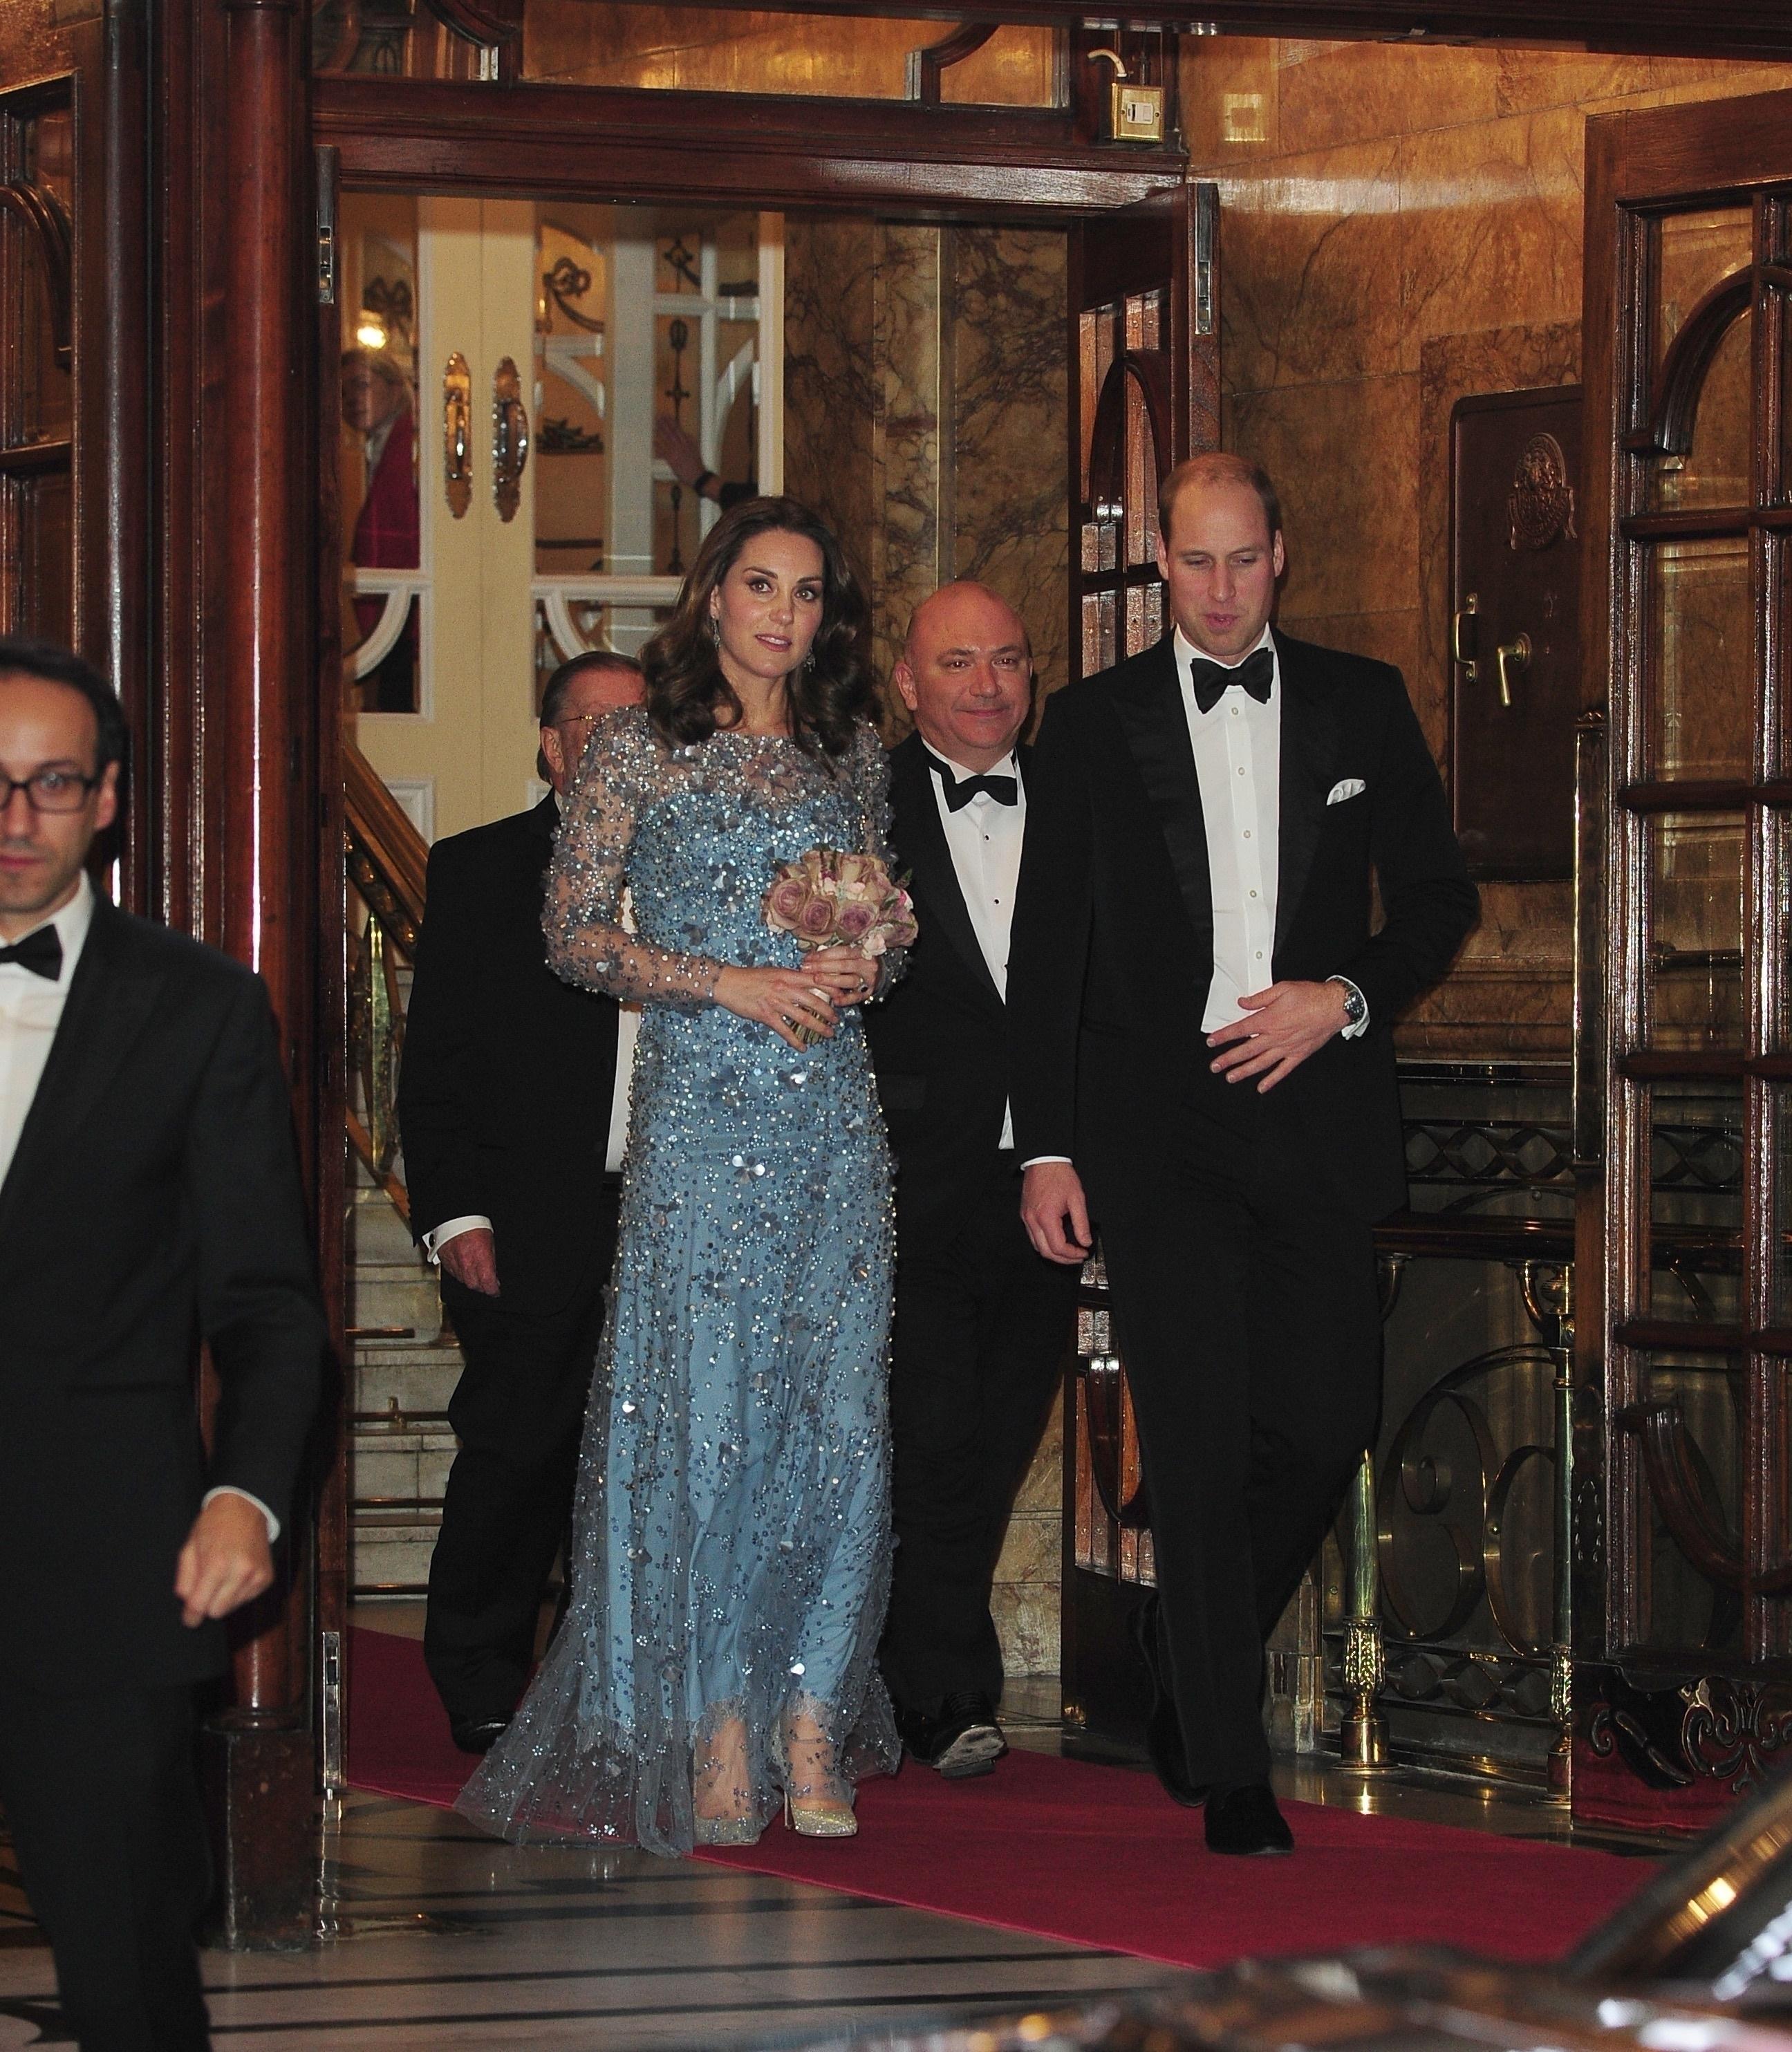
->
<box><xmin>1273</xmin><ymin>633</ymin><xmax>1341</xmax><ymax>953</ymax></box>
<box><xmin>0</xmin><ymin>900</ymin><xmax>166</xmax><ymax>1247</ymax></box>
<box><xmin>892</xmin><ymin>737</ymin><xmax>1002</xmax><ymax>1009</ymax></box>
<box><xmin>1109</xmin><ymin>640</ymin><xmax>1215</xmax><ymax>953</ymax></box>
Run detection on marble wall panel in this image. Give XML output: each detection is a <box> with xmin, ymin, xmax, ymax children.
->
<box><xmin>1226</xmin><ymin>373</ymin><xmax>1419</xmax><ymax>622</ymax></box>
<box><xmin>1271</xmin><ymin>39</ymin><xmax>1503</xmax><ymax>156</ymax></box>
<box><xmin>1398</xmin><ymin>108</ymin><xmax>1585</xmax><ymax>369</ymax></box>
<box><xmin>1217</xmin><ymin>138</ymin><xmax>1403</xmax><ymax>395</ymax></box>
<box><xmin>870</xmin><ymin>223</ymin><xmax>945</xmax><ymax>699</ymax></box>
<box><xmin>784</xmin><ymin>216</ymin><xmax>876</xmax><ymax>601</ymax></box>
<box><xmin>947</xmin><ymin>226</ymin><xmax>1070</xmax><ymax>699</ymax></box>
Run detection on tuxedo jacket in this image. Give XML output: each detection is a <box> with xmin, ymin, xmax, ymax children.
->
<box><xmin>398</xmin><ymin>796</ymin><xmax>622</xmax><ymax>1315</ymax></box>
<box><xmin>1008</xmin><ymin>630</ymin><xmax>1478</xmax><ymax>1222</ymax></box>
<box><xmin>866</xmin><ymin>734</ymin><xmax>1025</xmax><ymax>1224</ymax></box>
<box><xmin>0</xmin><ymin>899</ymin><xmax>325</xmax><ymax>1690</ymax></box>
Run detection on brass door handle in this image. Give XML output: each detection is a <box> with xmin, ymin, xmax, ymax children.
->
<box><xmin>1453</xmin><ymin>592</ymin><xmax>1478</xmax><ymax>681</ymax></box>
<box><xmin>492</xmin><ymin>355</ymin><xmax>529</xmax><ymax>523</ymax></box>
<box><xmin>442</xmin><ymin>353</ymin><xmax>472</xmax><ymax>519</ymax></box>
<box><xmin>1495</xmin><ymin>632</ymin><xmax>1531</xmax><ymax>709</ymax></box>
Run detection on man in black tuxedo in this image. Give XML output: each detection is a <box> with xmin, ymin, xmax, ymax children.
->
<box><xmin>0</xmin><ymin>640</ymin><xmax>323</xmax><ymax>2049</ymax></box>
<box><xmin>869</xmin><ymin>582</ymin><xmax>1080</xmax><ymax>1778</ymax></box>
<box><xmin>1011</xmin><ymin>456</ymin><xmax>1476</xmax><ymax>1854</ymax></box>
<box><xmin>398</xmin><ymin>650</ymin><xmax>643</xmax><ymax>1753</ymax></box>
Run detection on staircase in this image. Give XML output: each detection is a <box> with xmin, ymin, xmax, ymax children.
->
<box><xmin>344</xmin><ymin>740</ymin><xmax>456</xmax><ymax>1601</ymax></box>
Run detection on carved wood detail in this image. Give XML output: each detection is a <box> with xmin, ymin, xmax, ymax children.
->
<box><xmin>0</xmin><ymin>178</ymin><xmax>71</xmax><ymax>369</ymax></box>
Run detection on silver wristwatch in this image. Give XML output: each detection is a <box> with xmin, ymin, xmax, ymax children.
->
<box><xmin>1330</xmin><ymin>976</ymin><xmax>1368</xmax><ymax>1028</ymax></box>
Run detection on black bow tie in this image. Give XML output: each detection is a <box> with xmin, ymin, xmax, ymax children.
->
<box><xmin>0</xmin><ymin>924</ymin><xmax>62</xmax><ymax>980</ymax></box>
<box><xmin>926</xmin><ymin>750</ymin><xmax>1018</xmax><ymax>811</ymax></box>
<box><xmin>1187</xmin><ymin>644</ymin><xmax>1275</xmax><ymax>717</ymax></box>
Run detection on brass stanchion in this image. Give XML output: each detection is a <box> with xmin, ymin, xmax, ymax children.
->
<box><xmin>1522</xmin><ymin>1260</ymin><xmax>1576</xmax><ymax>1805</ymax></box>
<box><xmin>1338</xmin><ymin>1447</ymin><xmax>1389</xmax><ymax>1771</ymax></box>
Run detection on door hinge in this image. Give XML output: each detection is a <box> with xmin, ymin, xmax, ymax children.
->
<box><xmin>315</xmin><ymin>145</ymin><xmax>339</xmax><ymax>308</ymax></box>
<box><xmin>1194</xmin><ymin>181</ymin><xmax>1217</xmax><ymax>338</ymax></box>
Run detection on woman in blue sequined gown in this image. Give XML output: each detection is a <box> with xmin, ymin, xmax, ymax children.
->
<box><xmin>458</xmin><ymin>499</ymin><xmax>904</xmax><ymax>1857</ymax></box>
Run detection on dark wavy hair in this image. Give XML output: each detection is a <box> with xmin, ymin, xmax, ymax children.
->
<box><xmin>642</xmin><ymin>496</ymin><xmax>872</xmax><ymax>759</ymax></box>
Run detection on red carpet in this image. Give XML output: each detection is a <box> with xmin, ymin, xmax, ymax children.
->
<box><xmin>348</xmin><ymin>1624</ymin><xmax>1652</xmax><ymax>1970</ymax></box>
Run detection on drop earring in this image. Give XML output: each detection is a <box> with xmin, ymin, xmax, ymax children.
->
<box><xmin>709</xmin><ymin>616</ymin><xmax>722</xmax><ymax>649</ymax></box>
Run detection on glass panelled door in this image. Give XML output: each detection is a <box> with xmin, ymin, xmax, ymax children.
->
<box><xmin>1580</xmin><ymin>91</ymin><xmax>1792</xmax><ymax>1828</ymax></box>
<box><xmin>337</xmin><ymin>193</ymin><xmax>783</xmax><ymax>845</ymax></box>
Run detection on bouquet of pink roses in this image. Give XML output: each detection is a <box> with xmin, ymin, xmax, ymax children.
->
<box><xmin>762</xmin><ymin>848</ymin><xmax>918</xmax><ymax>1041</ymax></box>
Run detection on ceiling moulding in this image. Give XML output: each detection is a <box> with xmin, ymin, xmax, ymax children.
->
<box><xmin>656</xmin><ymin>1</ymin><xmax>1792</xmax><ymax>64</ymax></box>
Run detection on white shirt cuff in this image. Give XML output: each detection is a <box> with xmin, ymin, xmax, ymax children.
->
<box><xmin>422</xmin><ymin>1214</ymin><xmax>491</xmax><ymax>1262</ymax></box>
<box><xmin>202</xmin><ymin>1486</ymin><xmax>280</xmax><ymax>1547</ymax></box>
<box><xmin>1329</xmin><ymin>976</ymin><xmax>1370</xmax><ymax>1041</ymax></box>
<box><xmin>1020</xmin><ymin>1155</ymin><xmax>1074</xmax><ymax>1169</ymax></box>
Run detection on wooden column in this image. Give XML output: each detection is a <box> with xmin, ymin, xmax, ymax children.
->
<box><xmin>202</xmin><ymin>0</ymin><xmax>317</xmax><ymax>1951</ymax></box>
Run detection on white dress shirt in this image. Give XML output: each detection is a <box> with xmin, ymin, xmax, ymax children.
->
<box><xmin>1174</xmin><ymin>624</ymin><xmax>1368</xmax><ymax>1041</ymax></box>
<box><xmin>0</xmin><ymin>871</ymin><xmax>96</xmax><ymax>1184</ymax></box>
<box><xmin>925</xmin><ymin>743</ymin><xmax>1025</xmax><ymax>1150</ymax></box>
<box><xmin>1175</xmin><ymin>624</ymin><xmax>1282</xmax><ymax>1034</ymax></box>
<box><xmin>0</xmin><ymin>874</ymin><xmax>279</xmax><ymax>1542</ymax></box>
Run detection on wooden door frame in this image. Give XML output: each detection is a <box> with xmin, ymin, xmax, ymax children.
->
<box><xmin>669</xmin><ymin>0</ymin><xmax>1792</xmax><ymax>64</ymax></box>
<box><xmin>1574</xmin><ymin>81</ymin><xmax>1792</xmax><ymax>1824</ymax></box>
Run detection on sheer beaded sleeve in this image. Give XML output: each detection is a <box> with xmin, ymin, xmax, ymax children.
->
<box><xmin>543</xmin><ymin>708</ymin><xmax>721</xmax><ymax>1007</ymax></box>
<box><xmin>847</xmin><ymin>720</ymin><xmax>908</xmax><ymax>998</ymax></box>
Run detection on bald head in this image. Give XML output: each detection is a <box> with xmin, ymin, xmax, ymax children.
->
<box><xmin>896</xmin><ymin>581</ymin><xmax>1033</xmax><ymax>771</ymax></box>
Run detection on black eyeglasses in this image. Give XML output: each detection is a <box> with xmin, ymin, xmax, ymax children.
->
<box><xmin>0</xmin><ymin>768</ymin><xmax>101</xmax><ymax>814</ymax></box>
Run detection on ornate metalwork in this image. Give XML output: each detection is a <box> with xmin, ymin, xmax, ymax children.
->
<box><xmin>1682</xmin><ymin>1678</ymin><xmax>1792</xmax><ymax>1794</ymax></box>
<box><xmin>1509</xmin><ymin>431</ymin><xmax>1576</xmax><ymax>551</ymax></box>
<box><xmin>491</xmin><ymin>355</ymin><xmax>528</xmax><ymax>522</ymax></box>
<box><xmin>442</xmin><ymin>351</ymin><xmax>471</xmax><ymax>519</ymax></box>
<box><xmin>538</xmin><ymin>416</ymin><xmax>604</xmax><ymax>455</ymax></box>
<box><xmin>1404</xmin><ymin>1118</ymin><xmax>1572</xmax><ymax>1202</ymax></box>
<box><xmin>1589</xmin><ymin>1671</ymin><xmax>1792</xmax><ymax>1798</ymax></box>
<box><xmin>541</xmin><ymin>254</ymin><xmax>602</xmax><ymax>335</ymax></box>
<box><xmin>663</xmin><ymin>315</ymin><xmax>691</xmax><ymax>575</ymax></box>
<box><xmin>361</xmin><ymin>273</ymin><xmax>413</xmax><ymax>352</ymax></box>
<box><xmin>660</xmin><ymin>235</ymin><xmax>700</xmax><ymax>292</ymax></box>
<box><xmin>1340</xmin><ymin>1451</ymin><xmax>1388</xmax><ymax>1770</ymax></box>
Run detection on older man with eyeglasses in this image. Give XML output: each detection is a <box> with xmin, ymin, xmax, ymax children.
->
<box><xmin>398</xmin><ymin>649</ymin><xmax>644</xmax><ymax>1753</ymax></box>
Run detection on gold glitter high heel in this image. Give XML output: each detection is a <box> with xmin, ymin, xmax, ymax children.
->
<box><xmin>782</xmin><ymin>1787</ymin><xmax>857</xmax><ymax>1838</ymax></box>
<box><xmin>776</xmin><ymin>1717</ymin><xmax>858</xmax><ymax>1838</ymax></box>
<box><xmin>693</xmin><ymin>1813</ymin><xmax>762</xmax><ymax>1847</ymax></box>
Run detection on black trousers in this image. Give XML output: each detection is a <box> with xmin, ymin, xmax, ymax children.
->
<box><xmin>0</xmin><ymin>1681</ymin><xmax>211</xmax><ymax>2052</ymax></box>
<box><xmin>1090</xmin><ymin>1080</ymin><xmax>1383</xmax><ymax>1789</ymax></box>
<box><xmin>879</xmin><ymin>1155</ymin><xmax>1080</xmax><ymax>1717</ymax></box>
<box><xmin>425</xmin><ymin>1204</ymin><xmax>617</xmax><ymax>1724</ymax></box>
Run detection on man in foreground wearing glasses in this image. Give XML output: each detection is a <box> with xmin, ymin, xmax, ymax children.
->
<box><xmin>0</xmin><ymin>639</ymin><xmax>323</xmax><ymax>2049</ymax></box>
<box><xmin>398</xmin><ymin>649</ymin><xmax>644</xmax><ymax>1753</ymax></box>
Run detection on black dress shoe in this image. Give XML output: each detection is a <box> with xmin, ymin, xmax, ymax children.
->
<box><xmin>897</xmin><ymin>1692</ymin><xmax>1007</xmax><ymax>1778</ymax></box>
<box><xmin>449</xmin><ymin>1715</ymin><xmax>510</xmax><ymax>1755</ymax></box>
<box><xmin>1127</xmin><ymin>1599</ymin><xmax>1207</xmax><ymax>1809</ymax></box>
<box><xmin>1204</xmin><ymin>1782</ymin><xmax>1294</xmax><ymax>1856</ymax></box>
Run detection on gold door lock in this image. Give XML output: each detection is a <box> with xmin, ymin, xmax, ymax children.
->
<box><xmin>1087</xmin><ymin>48</ymin><xmax>1165</xmax><ymax>144</ymax></box>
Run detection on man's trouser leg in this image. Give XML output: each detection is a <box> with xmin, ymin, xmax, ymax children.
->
<box><xmin>0</xmin><ymin>1680</ymin><xmax>211</xmax><ymax>2052</ymax></box>
<box><xmin>425</xmin><ymin>1275</ymin><xmax>606</xmax><ymax>1724</ymax></box>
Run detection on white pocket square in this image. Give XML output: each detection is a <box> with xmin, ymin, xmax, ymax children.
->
<box><xmin>1327</xmin><ymin>778</ymin><xmax>1365</xmax><ymax>805</ymax></box>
